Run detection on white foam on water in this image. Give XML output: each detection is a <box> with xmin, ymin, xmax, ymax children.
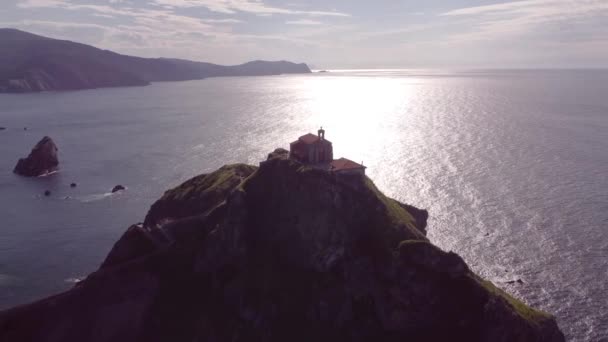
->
<box><xmin>64</xmin><ymin>277</ymin><xmax>82</xmax><ymax>284</ymax></box>
<box><xmin>36</xmin><ymin>170</ymin><xmax>59</xmax><ymax>177</ymax></box>
<box><xmin>78</xmin><ymin>193</ymin><xmax>114</xmax><ymax>203</ymax></box>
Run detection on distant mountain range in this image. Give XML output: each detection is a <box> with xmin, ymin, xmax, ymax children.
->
<box><xmin>0</xmin><ymin>28</ymin><xmax>311</xmax><ymax>93</ymax></box>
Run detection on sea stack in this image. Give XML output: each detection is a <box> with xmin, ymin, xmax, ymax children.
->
<box><xmin>13</xmin><ymin>136</ymin><xmax>59</xmax><ymax>177</ymax></box>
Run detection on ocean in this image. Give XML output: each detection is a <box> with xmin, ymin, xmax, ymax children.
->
<box><xmin>0</xmin><ymin>69</ymin><xmax>607</xmax><ymax>341</ymax></box>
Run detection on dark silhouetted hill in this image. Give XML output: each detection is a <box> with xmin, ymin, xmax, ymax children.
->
<box><xmin>0</xmin><ymin>150</ymin><xmax>565</xmax><ymax>342</ymax></box>
<box><xmin>0</xmin><ymin>28</ymin><xmax>311</xmax><ymax>93</ymax></box>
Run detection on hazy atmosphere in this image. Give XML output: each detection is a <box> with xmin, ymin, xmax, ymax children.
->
<box><xmin>2</xmin><ymin>0</ymin><xmax>608</xmax><ymax>68</ymax></box>
<box><xmin>1</xmin><ymin>1</ymin><xmax>607</xmax><ymax>341</ymax></box>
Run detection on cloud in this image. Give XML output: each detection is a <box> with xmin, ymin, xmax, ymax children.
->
<box><xmin>152</xmin><ymin>0</ymin><xmax>350</xmax><ymax>17</ymax></box>
<box><xmin>15</xmin><ymin>0</ymin><xmax>219</xmax><ymax>32</ymax></box>
<box><xmin>442</xmin><ymin>0</ymin><xmax>608</xmax><ymax>18</ymax></box>
<box><xmin>0</xmin><ymin>19</ymin><xmax>113</xmax><ymax>45</ymax></box>
<box><xmin>6</xmin><ymin>1</ymin><xmax>331</xmax><ymax>63</ymax></box>
<box><xmin>11</xmin><ymin>0</ymin><xmax>606</xmax><ymax>67</ymax></box>
<box><xmin>286</xmin><ymin>19</ymin><xmax>322</xmax><ymax>25</ymax></box>
<box><xmin>10</xmin><ymin>0</ymin><xmax>242</xmax><ymax>56</ymax></box>
<box><xmin>16</xmin><ymin>0</ymin><xmax>69</xmax><ymax>8</ymax></box>
<box><xmin>202</xmin><ymin>18</ymin><xmax>242</xmax><ymax>23</ymax></box>
<box><xmin>2</xmin><ymin>19</ymin><xmax>107</xmax><ymax>30</ymax></box>
<box><xmin>18</xmin><ymin>0</ymin><xmax>143</xmax><ymax>17</ymax></box>
<box><xmin>441</xmin><ymin>0</ymin><xmax>608</xmax><ymax>42</ymax></box>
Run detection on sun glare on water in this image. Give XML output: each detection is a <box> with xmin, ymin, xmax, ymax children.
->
<box><xmin>300</xmin><ymin>74</ymin><xmax>422</xmax><ymax>170</ymax></box>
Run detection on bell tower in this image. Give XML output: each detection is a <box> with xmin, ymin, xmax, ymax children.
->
<box><xmin>317</xmin><ymin>126</ymin><xmax>325</xmax><ymax>140</ymax></box>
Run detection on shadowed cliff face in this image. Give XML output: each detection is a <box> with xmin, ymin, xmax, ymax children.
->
<box><xmin>0</xmin><ymin>151</ymin><xmax>564</xmax><ymax>342</ymax></box>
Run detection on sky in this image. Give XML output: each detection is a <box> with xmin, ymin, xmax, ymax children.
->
<box><xmin>1</xmin><ymin>0</ymin><xmax>608</xmax><ymax>68</ymax></box>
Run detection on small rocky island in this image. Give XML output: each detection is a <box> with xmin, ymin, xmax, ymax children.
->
<box><xmin>0</xmin><ymin>139</ymin><xmax>565</xmax><ymax>341</ymax></box>
<box><xmin>112</xmin><ymin>185</ymin><xmax>126</xmax><ymax>193</ymax></box>
<box><xmin>13</xmin><ymin>136</ymin><xmax>59</xmax><ymax>177</ymax></box>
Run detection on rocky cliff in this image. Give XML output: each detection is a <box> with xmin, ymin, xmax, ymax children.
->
<box><xmin>0</xmin><ymin>29</ymin><xmax>312</xmax><ymax>93</ymax></box>
<box><xmin>0</xmin><ymin>150</ymin><xmax>565</xmax><ymax>341</ymax></box>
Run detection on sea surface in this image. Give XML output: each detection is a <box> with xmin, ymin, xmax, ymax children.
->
<box><xmin>1</xmin><ymin>69</ymin><xmax>607</xmax><ymax>341</ymax></box>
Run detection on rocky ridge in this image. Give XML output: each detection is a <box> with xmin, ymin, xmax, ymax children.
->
<box><xmin>0</xmin><ymin>149</ymin><xmax>565</xmax><ymax>341</ymax></box>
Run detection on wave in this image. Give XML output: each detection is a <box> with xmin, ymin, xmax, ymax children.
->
<box><xmin>78</xmin><ymin>192</ymin><xmax>114</xmax><ymax>203</ymax></box>
<box><xmin>36</xmin><ymin>170</ymin><xmax>59</xmax><ymax>177</ymax></box>
<box><xmin>77</xmin><ymin>187</ymin><xmax>127</xmax><ymax>202</ymax></box>
<box><xmin>64</xmin><ymin>277</ymin><xmax>82</xmax><ymax>284</ymax></box>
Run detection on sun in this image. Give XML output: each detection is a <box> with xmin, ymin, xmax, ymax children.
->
<box><xmin>301</xmin><ymin>73</ymin><xmax>419</xmax><ymax>162</ymax></box>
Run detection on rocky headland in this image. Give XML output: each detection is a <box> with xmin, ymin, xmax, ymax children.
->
<box><xmin>0</xmin><ymin>29</ymin><xmax>312</xmax><ymax>93</ymax></box>
<box><xmin>13</xmin><ymin>136</ymin><xmax>59</xmax><ymax>177</ymax></box>
<box><xmin>0</xmin><ymin>149</ymin><xmax>565</xmax><ymax>341</ymax></box>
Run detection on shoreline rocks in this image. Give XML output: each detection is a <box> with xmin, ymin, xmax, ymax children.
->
<box><xmin>13</xmin><ymin>136</ymin><xmax>59</xmax><ymax>177</ymax></box>
<box><xmin>111</xmin><ymin>185</ymin><xmax>125</xmax><ymax>193</ymax></box>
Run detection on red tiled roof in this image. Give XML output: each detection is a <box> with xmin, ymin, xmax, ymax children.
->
<box><xmin>331</xmin><ymin>158</ymin><xmax>366</xmax><ymax>171</ymax></box>
<box><xmin>299</xmin><ymin>133</ymin><xmax>320</xmax><ymax>144</ymax></box>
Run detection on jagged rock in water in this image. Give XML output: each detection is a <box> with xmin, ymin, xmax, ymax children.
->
<box><xmin>0</xmin><ymin>155</ymin><xmax>565</xmax><ymax>342</ymax></box>
<box><xmin>43</xmin><ymin>190</ymin><xmax>51</xmax><ymax>196</ymax></box>
<box><xmin>0</xmin><ymin>127</ymin><xmax>6</xmax><ymax>130</ymax></box>
<box><xmin>112</xmin><ymin>185</ymin><xmax>126</xmax><ymax>193</ymax></box>
<box><xmin>70</xmin><ymin>183</ymin><xmax>77</xmax><ymax>188</ymax></box>
<box><xmin>13</xmin><ymin>136</ymin><xmax>59</xmax><ymax>177</ymax></box>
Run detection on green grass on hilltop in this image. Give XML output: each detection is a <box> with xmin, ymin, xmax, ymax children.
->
<box><xmin>164</xmin><ymin>164</ymin><xmax>256</xmax><ymax>201</ymax></box>
<box><xmin>477</xmin><ymin>277</ymin><xmax>553</xmax><ymax>326</ymax></box>
<box><xmin>363</xmin><ymin>177</ymin><xmax>419</xmax><ymax>234</ymax></box>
